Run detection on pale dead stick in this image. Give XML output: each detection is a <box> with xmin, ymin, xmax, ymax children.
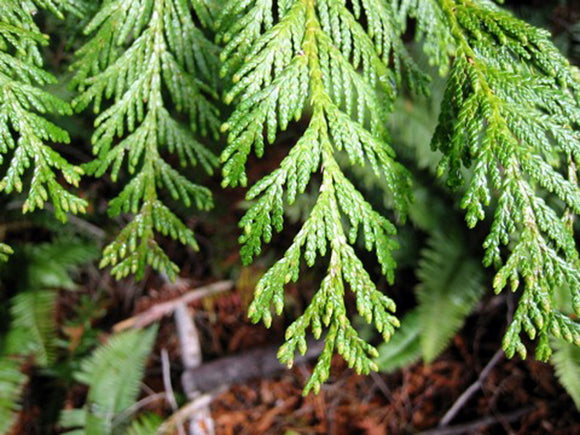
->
<box><xmin>162</xmin><ymin>348</ymin><xmax>185</xmax><ymax>435</ymax></box>
<box><xmin>156</xmin><ymin>389</ymin><xmax>226</xmax><ymax>435</ymax></box>
<box><xmin>113</xmin><ymin>280</ymin><xmax>234</xmax><ymax>333</ymax></box>
<box><xmin>174</xmin><ymin>302</ymin><xmax>215</xmax><ymax>434</ymax></box>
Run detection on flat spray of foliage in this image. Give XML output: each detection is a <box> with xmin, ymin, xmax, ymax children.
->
<box><xmin>218</xmin><ymin>0</ymin><xmax>580</xmax><ymax>393</ymax></box>
<box><xmin>71</xmin><ymin>0</ymin><xmax>220</xmax><ymax>280</ymax></box>
<box><xmin>0</xmin><ymin>1</ymin><xmax>87</xmax><ymax>226</ymax></box>
<box><xmin>0</xmin><ymin>0</ymin><xmax>579</xmax><ymax>396</ymax></box>
<box><xmin>218</xmin><ymin>0</ymin><xmax>426</xmax><ymax>393</ymax></box>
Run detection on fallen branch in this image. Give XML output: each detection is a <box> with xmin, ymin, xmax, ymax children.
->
<box><xmin>175</xmin><ymin>303</ymin><xmax>214</xmax><ymax>435</ymax></box>
<box><xmin>182</xmin><ymin>339</ymin><xmax>325</xmax><ymax>393</ymax></box>
<box><xmin>113</xmin><ymin>280</ymin><xmax>233</xmax><ymax>332</ymax></box>
<box><xmin>157</xmin><ymin>390</ymin><xmax>225</xmax><ymax>435</ymax></box>
<box><xmin>420</xmin><ymin>406</ymin><xmax>534</xmax><ymax>435</ymax></box>
<box><xmin>439</xmin><ymin>349</ymin><xmax>504</xmax><ymax>427</ymax></box>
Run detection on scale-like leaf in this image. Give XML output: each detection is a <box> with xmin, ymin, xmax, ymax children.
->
<box><xmin>72</xmin><ymin>0</ymin><xmax>219</xmax><ymax>280</ymax></box>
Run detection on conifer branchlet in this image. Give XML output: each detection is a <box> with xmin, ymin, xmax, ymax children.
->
<box><xmin>71</xmin><ymin>0</ymin><xmax>220</xmax><ymax>280</ymax></box>
<box><xmin>219</xmin><ymin>0</ymin><xmax>426</xmax><ymax>393</ymax></box>
<box><xmin>1</xmin><ymin>0</ymin><xmax>578</xmax><ymax>395</ymax></box>
<box><xmin>431</xmin><ymin>0</ymin><xmax>580</xmax><ymax>360</ymax></box>
<box><xmin>219</xmin><ymin>0</ymin><xmax>580</xmax><ymax>391</ymax></box>
<box><xmin>0</xmin><ymin>1</ymin><xmax>87</xmax><ymax>229</ymax></box>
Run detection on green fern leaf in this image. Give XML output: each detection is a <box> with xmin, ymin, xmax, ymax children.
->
<box><xmin>4</xmin><ymin>290</ymin><xmax>58</xmax><ymax>366</ymax></box>
<box><xmin>552</xmin><ymin>338</ymin><xmax>580</xmax><ymax>410</ymax></box>
<box><xmin>18</xmin><ymin>237</ymin><xmax>97</xmax><ymax>290</ymax></box>
<box><xmin>417</xmin><ymin>231</ymin><xmax>485</xmax><ymax>363</ymax></box>
<box><xmin>0</xmin><ymin>357</ymin><xmax>28</xmax><ymax>435</ymax></box>
<box><xmin>72</xmin><ymin>0</ymin><xmax>219</xmax><ymax>280</ymax></box>
<box><xmin>124</xmin><ymin>414</ymin><xmax>162</xmax><ymax>435</ymax></box>
<box><xmin>60</xmin><ymin>327</ymin><xmax>157</xmax><ymax>435</ymax></box>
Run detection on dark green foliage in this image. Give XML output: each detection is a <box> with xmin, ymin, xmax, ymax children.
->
<box><xmin>71</xmin><ymin>0</ymin><xmax>220</xmax><ymax>280</ymax></box>
<box><xmin>0</xmin><ymin>358</ymin><xmax>28</xmax><ymax>434</ymax></box>
<box><xmin>0</xmin><ymin>237</ymin><xmax>97</xmax><ymax>368</ymax></box>
<box><xmin>0</xmin><ymin>236</ymin><xmax>98</xmax><ymax>433</ymax></box>
<box><xmin>59</xmin><ymin>328</ymin><xmax>158</xmax><ymax>435</ymax></box>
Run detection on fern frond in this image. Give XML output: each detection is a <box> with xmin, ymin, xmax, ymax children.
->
<box><xmin>375</xmin><ymin>310</ymin><xmax>422</xmax><ymax>373</ymax></box>
<box><xmin>60</xmin><ymin>327</ymin><xmax>157</xmax><ymax>435</ymax></box>
<box><xmin>432</xmin><ymin>0</ymin><xmax>580</xmax><ymax>361</ymax></box>
<box><xmin>416</xmin><ymin>231</ymin><xmax>485</xmax><ymax>362</ymax></box>
<box><xmin>72</xmin><ymin>0</ymin><xmax>220</xmax><ymax>280</ymax></box>
<box><xmin>0</xmin><ymin>0</ymin><xmax>87</xmax><ymax>222</ymax></box>
<box><xmin>552</xmin><ymin>338</ymin><xmax>580</xmax><ymax>409</ymax></box>
<box><xmin>19</xmin><ymin>237</ymin><xmax>97</xmax><ymax>290</ymax></box>
<box><xmin>219</xmin><ymin>0</ymin><xmax>421</xmax><ymax>393</ymax></box>
<box><xmin>125</xmin><ymin>414</ymin><xmax>162</xmax><ymax>435</ymax></box>
<box><xmin>4</xmin><ymin>290</ymin><xmax>58</xmax><ymax>366</ymax></box>
<box><xmin>0</xmin><ymin>357</ymin><xmax>28</xmax><ymax>435</ymax></box>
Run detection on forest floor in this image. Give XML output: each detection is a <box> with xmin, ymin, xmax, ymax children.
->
<box><xmin>132</xmin><ymin>278</ymin><xmax>580</xmax><ymax>435</ymax></box>
<box><xmin>37</xmin><ymin>170</ymin><xmax>577</xmax><ymax>435</ymax></box>
<box><xmin>7</xmin><ymin>144</ymin><xmax>574</xmax><ymax>434</ymax></box>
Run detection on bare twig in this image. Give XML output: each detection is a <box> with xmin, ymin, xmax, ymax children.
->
<box><xmin>113</xmin><ymin>392</ymin><xmax>167</xmax><ymax>426</ymax></box>
<box><xmin>439</xmin><ymin>349</ymin><xmax>504</xmax><ymax>427</ymax></box>
<box><xmin>113</xmin><ymin>280</ymin><xmax>233</xmax><ymax>332</ymax></box>
<box><xmin>162</xmin><ymin>349</ymin><xmax>179</xmax><ymax>411</ymax></box>
<box><xmin>181</xmin><ymin>339</ymin><xmax>325</xmax><ymax>393</ymax></box>
<box><xmin>370</xmin><ymin>371</ymin><xmax>393</xmax><ymax>401</ymax></box>
<box><xmin>420</xmin><ymin>406</ymin><xmax>533</xmax><ymax>435</ymax></box>
<box><xmin>161</xmin><ymin>348</ymin><xmax>185</xmax><ymax>435</ymax></box>
<box><xmin>174</xmin><ymin>303</ymin><xmax>214</xmax><ymax>435</ymax></box>
<box><xmin>157</xmin><ymin>389</ymin><xmax>225</xmax><ymax>435</ymax></box>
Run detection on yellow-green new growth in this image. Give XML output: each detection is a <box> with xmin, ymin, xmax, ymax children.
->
<box><xmin>220</xmin><ymin>0</ymin><xmax>580</xmax><ymax>392</ymax></box>
<box><xmin>71</xmin><ymin>0</ymin><xmax>220</xmax><ymax>280</ymax></box>
<box><xmin>219</xmin><ymin>0</ymin><xmax>418</xmax><ymax>394</ymax></box>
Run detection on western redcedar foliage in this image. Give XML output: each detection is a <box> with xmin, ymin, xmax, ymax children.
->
<box><xmin>0</xmin><ymin>1</ymin><xmax>87</xmax><ymax>225</ymax></box>
<box><xmin>0</xmin><ymin>0</ymin><xmax>578</xmax><ymax>397</ymax></box>
<box><xmin>71</xmin><ymin>0</ymin><xmax>220</xmax><ymax>280</ymax></box>
<box><xmin>218</xmin><ymin>0</ymin><xmax>580</xmax><ymax>393</ymax></box>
